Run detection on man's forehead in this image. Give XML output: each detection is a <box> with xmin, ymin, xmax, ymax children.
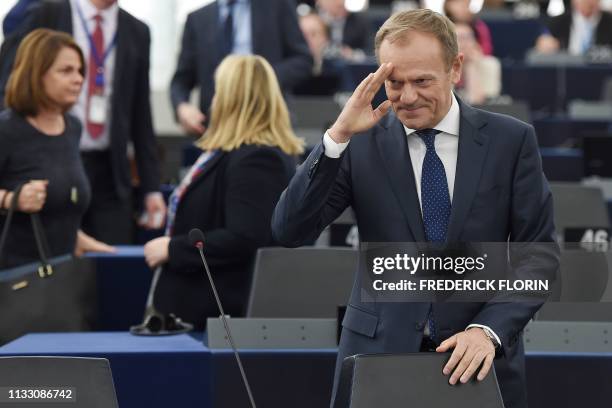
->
<box><xmin>379</xmin><ymin>36</ymin><xmax>446</xmax><ymax>67</ymax></box>
<box><xmin>379</xmin><ymin>33</ymin><xmax>445</xmax><ymax>58</ymax></box>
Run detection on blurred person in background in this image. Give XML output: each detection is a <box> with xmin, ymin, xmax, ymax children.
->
<box><xmin>444</xmin><ymin>0</ymin><xmax>494</xmax><ymax>55</ymax></box>
<box><xmin>2</xmin><ymin>0</ymin><xmax>40</xmax><ymax>36</ymax></box>
<box><xmin>170</xmin><ymin>0</ymin><xmax>312</xmax><ymax>136</ymax></box>
<box><xmin>316</xmin><ymin>0</ymin><xmax>371</xmax><ymax>59</ymax></box>
<box><xmin>454</xmin><ymin>22</ymin><xmax>501</xmax><ymax>104</ymax></box>
<box><xmin>535</xmin><ymin>0</ymin><xmax>612</xmax><ymax>54</ymax></box>
<box><xmin>295</xmin><ymin>11</ymin><xmax>343</xmax><ymax>95</ymax></box>
<box><xmin>0</xmin><ymin>29</ymin><xmax>113</xmax><ymax>268</ymax></box>
<box><xmin>145</xmin><ymin>55</ymin><xmax>303</xmax><ymax>329</ymax></box>
<box><xmin>0</xmin><ymin>0</ymin><xmax>166</xmax><ymax>245</ymax></box>
<box><xmin>301</xmin><ymin>11</ymin><xmax>331</xmax><ymax>74</ymax></box>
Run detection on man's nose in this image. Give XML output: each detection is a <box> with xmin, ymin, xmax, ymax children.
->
<box><xmin>399</xmin><ymin>85</ymin><xmax>418</xmax><ymax>105</ymax></box>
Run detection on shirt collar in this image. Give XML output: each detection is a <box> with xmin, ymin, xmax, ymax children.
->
<box><xmin>219</xmin><ymin>0</ymin><xmax>249</xmax><ymax>7</ymax></box>
<box><xmin>572</xmin><ymin>10</ymin><xmax>601</xmax><ymax>27</ymax></box>
<box><xmin>77</xmin><ymin>0</ymin><xmax>118</xmax><ymax>23</ymax></box>
<box><xmin>403</xmin><ymin>92</ymin><xmax>460</xmax><ymax>137</ymax></box>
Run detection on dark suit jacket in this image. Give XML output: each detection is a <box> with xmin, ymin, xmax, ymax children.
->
<box><xmin>546</xmin><ymin>11</ymin><xmax>612</xmax><ymax>50</ymax></box>
<box><xmin>272</xmin><ymin>100</ymin><xmax>559</xmax><ymax>408</ymax></box>
<box><xmin>0</xmin><ymin>0</ymin><xmax>160</xmax><ymax>198</ymax></box>
<box><xmin>342</xmin><ymin>12</ymin><xmax>371</xmax><ymax>53</ymax></box>
<box><xmin>169</xmin><ymin>0</ymin><xmax>312</xmax><ymax>116</ymax></box>
<box><xmin>155</xmin><ymin>144</ymin><xmax>296</xmax><ymax>329</ymax></box>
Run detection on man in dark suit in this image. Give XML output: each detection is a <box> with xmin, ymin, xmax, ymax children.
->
<box><xmin>535</xmin><ymin>0</ymin><xmax>612</xmax><ymax>54</ymax></box>
<box><xmin>317</xmin><ymin>0</ymin><xmax>371</xmax><ymax>56</ymax></box>
<box><xmin>272</xmin><ymin>9</ymin><xmax>559</xmax><ymax>408</ymax></box>
<box><xmin>169</xmin><ymin>0</ymin><xmax>312</xmax><ymax>135</ymax></box>
<box><xmin>0</xmin><ymin>0</ymin><xmax>165</xmax><ymax>244</ymax></box>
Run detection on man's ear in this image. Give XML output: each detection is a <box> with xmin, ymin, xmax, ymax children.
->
<box><xmin>450</xmin><ymin>53</ymin><xmax>464</xmax><ymax>85</ymax></box>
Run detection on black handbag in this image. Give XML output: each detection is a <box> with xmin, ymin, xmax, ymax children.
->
<box><xmin>0</xmin><ymin>184</ymin><xmax>98</xmax><ymax>345</ymax></box>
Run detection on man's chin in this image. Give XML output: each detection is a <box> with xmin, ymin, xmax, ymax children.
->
<box><xmin>395</xmin><ymin>109</ymin><xmax>432</xmax><ymax>129</ymax></box>
<box><xmin>397</xmin><ymin>115</ymin><xmax>428</xmax><ymax>130</ymax></box>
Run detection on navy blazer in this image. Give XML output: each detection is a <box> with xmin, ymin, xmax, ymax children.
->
<box><xmin>272</xmin><ymin>99</ymin><xmax>560</xmax><ymax>408</ymax></box>
<box><xmin>155</xmin><ymin>145</ymin><xmax>296</xmax><ymax>329</ymax></box>
<box><xmin>169</xmin><ymin>0</ymin><xmax>312</xmax><ymax>116</ymax></box>
<box><xmin>0</xmin><ymin>0</ymin><xmax>160</xmax><ymax>198</ymax></box>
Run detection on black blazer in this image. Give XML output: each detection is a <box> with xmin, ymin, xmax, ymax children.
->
<box><xmin>169</xmin><ymin>0</ymin><xmax>313</xmax><ymax>116</ymax></box>
<box><xmin>546</xmin><ymin>11</ymin><xmax>612</xmax><ymax>50</ymax></box>
<box><xmin>0</xmin><ymin>0</ymin><xmax>160</xmax><ymax>198</ymax></box>
<box><xmin>154</xmin><ymin>144</ymin><xmax>296</xmax><ymax>329</ymax></box>
<box><xmin>273</xmin><ymin>100</ymin><xmax>559</xmax><ymax>408</ymax></box>
<box><xmin>343</xmin><ymin>12</ymin><xmax>371</xmax><ymax>53</ymax></box>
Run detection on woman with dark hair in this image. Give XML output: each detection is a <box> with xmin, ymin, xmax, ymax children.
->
<box><xmin>0</xmin><ymin>28</ymin><xmax>113</xmax><ymax>268</ymax></box>
<box><xmin>144</xmin><ymin>55</ymin><xmax>303</xmax><ymax>329</ymax></box>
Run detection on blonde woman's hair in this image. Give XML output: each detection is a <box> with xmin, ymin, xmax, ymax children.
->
<box><xmin>375</xmin><ymin>9</ymin><xmax>458</xmax><ymax>70</ymax></box>
<box><xmin>197</xmin><ymin>55</ymin><xmax>304</xmax><ymax>155</ymax></box>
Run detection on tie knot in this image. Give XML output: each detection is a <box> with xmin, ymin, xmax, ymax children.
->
<box><xmin>93</xmin><ymin>14</ymin><xmax>103</xmax><ymax>23</ymax></box>
<box><xmin>416</xmin><ymin>128</ymin><xmax>441</xmax><ymax>149</ymax></box>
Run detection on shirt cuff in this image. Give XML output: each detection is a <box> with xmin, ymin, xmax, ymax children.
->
<box><xmin>466</xmin><ymin>324</ymin><xmax>502</xmax><ymax>348</ymax></box>
<box><xmin>323</xmin><ymin>130</ymin><xmax>350</xmax><ymax>158</ymax></box>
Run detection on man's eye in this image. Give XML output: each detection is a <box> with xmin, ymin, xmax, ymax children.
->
<box><xmin>415</xmin><ymin>79</ymin><xmax>429</xmax><ymax>85</ymax></box>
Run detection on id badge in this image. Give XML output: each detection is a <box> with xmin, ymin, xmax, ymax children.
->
<box><xmin>88</xmin><ymin>93</ymin><xmax>107</xmax><ymax>124</ymax></box>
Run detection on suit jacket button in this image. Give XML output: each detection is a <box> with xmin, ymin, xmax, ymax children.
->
<box><xmin>415</xmin><ymin>322</ymin><xmax>425</xmax><ymax>331</ymax></box>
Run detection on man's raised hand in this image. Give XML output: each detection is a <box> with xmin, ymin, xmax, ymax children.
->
<box><xmin>328</xmin><ymin>63</ymin><xmax>393</xmax><ymax>143</ymax></box>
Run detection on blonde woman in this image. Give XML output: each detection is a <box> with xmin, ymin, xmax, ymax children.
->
<box><xmin>144</xmin><ymin>55</ymin><xmax>303</xmax><ymax>328</ymax></box>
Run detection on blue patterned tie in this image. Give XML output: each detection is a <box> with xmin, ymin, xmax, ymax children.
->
<box><xmin>417</xmin><ymin>129</ymin><xmax>450</xmax><ymax>243</ymax></box>
<box><xmin>416</xmin><ymin>128</ymin><xmax>450</xmax><ymax>344</ymax></box>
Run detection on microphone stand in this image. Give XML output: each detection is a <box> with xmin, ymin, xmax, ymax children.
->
<box><xmin>195</xmin><ymin>243</ymin><xmax>257</xmax><ymax>408</ymax></box>
<box><xmin>130</xmin><ymin>266</ymin><xmax>193</xmax><ymax>336</ymax></box>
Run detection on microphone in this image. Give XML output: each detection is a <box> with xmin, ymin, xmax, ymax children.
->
<box><xmin>130</xmin><ymin>265</ymin><xmax>194</xmax><ymax>336</ymax></box>
<box><xmin>188</xmin><ymin>228</ymin><xmax>205</xmax><ymax>249</ymax></box>
<box><xmin>189</xmin><ymin>228</ymin><xmax>257</xmax><ymax>408</ymax></box>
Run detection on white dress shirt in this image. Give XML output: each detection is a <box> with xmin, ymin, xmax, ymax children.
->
<box><xmin>322</xmin><ymin>93</ymin><xmax>502</xmax><ymax>347</ymax></box>
<box><xmin>569</xmin><ymin>11</ymin><xmax>600</xmax><ymax>55</ymax></box>
<box><xmin>218</xmin><ymin>0</ymin><xmax>253</xmax><ymax>55</ymax></box>
<box><xmin>70</xmin><ymin>0</ymin><xmax>118</xmax><ymax>151</ymax></box>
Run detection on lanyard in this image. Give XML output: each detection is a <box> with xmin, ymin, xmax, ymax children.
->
<box><xmin>75</xmin><ymin>2</ymin><xmax>117</xmax><ymax>86</ymax></box>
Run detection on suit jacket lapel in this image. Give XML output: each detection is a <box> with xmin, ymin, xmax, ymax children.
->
<box><xmin>446</xmin><ymin>99</ymin><xmax>489</xmax><ymax>242</ymax></box>
<box><xmin>376</xmin><ymin>115</ymin><xmax>426</xmax><ymax>242</ymax></box>
<box><xmin>250</xmin><ymin>0</ymin><xmax>265</xmax><ymax>54</ymax></box>
<box><xmin>110</xmin><ymin>9</ymin><xmax>129</xmax><ymax>137</ymax></box>
<box><xmin>206</xmin><ymin>2</ymin><xmax>221</xmax><ymax>65</ymax></box>
<box><xmin>182</xmin><ymin>150</ymin><xmax>225</xmax><ymax>197</ymax></box>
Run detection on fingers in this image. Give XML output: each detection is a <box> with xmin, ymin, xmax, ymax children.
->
<box><xmin>354</xmin><ymin>63</ymin><xmax>393</xmax><ymax>102</ymax></box>
<box><xmin>178</xmin><ymin>104</ymin><xmax>206</xmax><ymax>135</ymax></box>
<box><xmin>439</xmin><ymin>330</ymin><xmax>496</xmax><ymax>384</ymax></box>
<box><xmin>477</xmin><ymin>353</ymin><xmax>495</xmax><ymax>381</ymax></box>
<box><xmin>442</xmin><ymin>340</ymin><xmax>467</xmax><ymax>376</ymax></box>
<box><xmin>17</xmin><ymin>181</ymin><xmax>48</xmax><ymax>212</ymax></box>
<box><xmin>364</xmin><ymin>62</ymin><xmax>393</xmax><ymax>100</ymax></box>
<box><xmin>373</xmin><ymin>100</ymin><xmax>392</xmax><ymax>121</ymax></box>
<box><xmin>458</xmin><ymin>351</ymin><xmax>482</xmax><ymax>384</ymax></box>
<box><xmin>94</xmin><ymin>241</ymin><xmax>116</xmax><ymax>254</ymax></box>
<box><xmin>143</xmin><ymin>243</ymin><xmax>156</xmax><ymax>268</ymax></box>
<box><xmin>447</xmin><ymin>348</ymin><xmax>474</xmax><ymax>384</ymax></box>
